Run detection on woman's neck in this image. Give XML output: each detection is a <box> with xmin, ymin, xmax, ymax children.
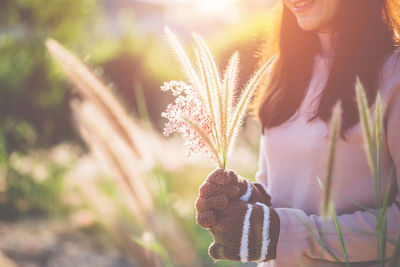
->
<box><xmin>317</xmin><ymin>32</ymin><xmax>334</xmax><ymax>58</ymax></box>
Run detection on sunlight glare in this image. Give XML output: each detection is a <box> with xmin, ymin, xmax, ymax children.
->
<box><xmin>176</xmin><ymin>0</ymin><xmax>238</xmax><ymax>17</ymax></box>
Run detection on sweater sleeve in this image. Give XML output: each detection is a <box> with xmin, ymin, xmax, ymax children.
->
<box><xmin>275</xmin><ymin>202</ymin><xmax>400</xmax><ymax>263</ymax></box>
<box><xmin>255</xmin><ymin>135</ymin><xmax>268</xmax><ymax>182</ymax></box>
<box><xmin>274</xmin><ymin>51</ymin><xmax>400</xmax><ymax>264</ymax></box>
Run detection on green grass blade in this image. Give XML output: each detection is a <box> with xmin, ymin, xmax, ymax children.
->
<box><xmin>339</xmin><ymin>195</ymin><xmax>377</xmax><ymax>216</ymax></box>
<box><xmin>331</xmin><ymin>206</ymin><xmax>350</xmax><ymax>266</ymax></box>
<box><xmin>377</xmin><ymin>169</ymin><xmax>392</xmax><ymax>265</ymax></box>
<box><xmin>373</xmin><ymin>92</ymin><xmax>385</xmax><ymax>266</ymax></box>
<box><xmin>293</xmin><ymin>214</ymin><xmax>344</xmax><ymax>265</ymax></box>
<box><xmin>375</xmin><ymin>92</ymin><xmax>383</xmax><ymax>210</ymax></box>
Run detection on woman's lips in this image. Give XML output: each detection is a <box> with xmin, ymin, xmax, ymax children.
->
<box><xmin>292</xmin><ymin>0</ymin><xmax>315</xmax><ymax>13</ymax></box>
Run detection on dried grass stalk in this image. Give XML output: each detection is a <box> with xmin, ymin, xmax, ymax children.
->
<box><xmin>46</xmin><ymin>39</ymin><xmax>142</xmax><ymax>159</ymax></box>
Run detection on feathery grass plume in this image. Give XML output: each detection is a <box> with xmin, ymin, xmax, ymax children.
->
<box><xmin>304</xmin><ymin>78</ymin><xmax>396</xmax><ymax>267</ymax></box>
<box><xmin>222</xmin><ymin>52</ymin><xmax>239</xmax><ymax>164</ymax></box>
<box><xmin>192</xmin><ymin>33</ymin><xmax>224</xmax><ymax>149</ymax></box>
<box><xmin>165</xmin><ymin>28</ymin><xmax>204</xmax><ymax>103</ymax></box>
<box><xmin>319</xmin><ymin>101</ymin><xmax>350</xmax><ymax>266</ymax></box>
<box><xmin>321</xmin><ymin>101</ymin><xmax>342</xmax><ymax>218</ymax></box>
<box><xmin>48</xmin><ymin>40</ymin><xmax>202</xmax><ymax>266</ymax></box>
<box><xmin>162</xmin><ymin>28</ymin><xmax>272</xmax><ymax>169</ymax></box>
<box><xmin>72</xmin><ymin>93</ymin><xmax>201</xmax><ymax>267</ymax></box>
<box><xmin>72</xmin><ymin>90</ymin><xmax>201</xmax><ymax>267</ymax></box>
<box><xmin>72</xmin><ymin>100</ymin><xmax>153</xmax><ymax>224</ymax></box>
<box><xmin>355</xmin><ymin>78</ymin><xmax>389</xmax><ymax>267</ymax></box>
<box><xmin>46</xmin><ymin>39</ymin><xmax>142</xmax><ymax>159</ymax></box>
<box><xmin>161</xmin><ymin>81</ymin><xmax>219</xmax><ymax>163</ymax></box>
<box><xmin>182</xmin><ymin>117</ymin><xmax>221</xmax><ymax>166</ymax></box>
<box><xmin>67</xmin><ymin>156</ymin><xmax>159</xmax><ymax>266</ymax></box>
<box><xmin>225</xmin><ymin>57</ymin><xmax>274</xmax><ymax>160</ymax></box>
<box><xmin>194</xmin><ymin>48</ymin><xmax>220</xmax><ymax>147</ymax></box>
<box><xmin>355</xmin><ymin>78</ymin><xmax>376</xmax><ymax>174</ymax></box>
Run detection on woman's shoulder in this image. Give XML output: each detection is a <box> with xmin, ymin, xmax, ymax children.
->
<box><xmin>381</xmin><ymin>46</ymin><xmax>400</xmax><ymax>75</ymax></box>
<box><xmin>379</xmin><ymin>47</ymin><xmax>400</xmax><ymax>126</ymax></box>
<box><xmin>379</xmin><ymin>47</ymin><xmax>400</xmax><ymax>102</ymax></box>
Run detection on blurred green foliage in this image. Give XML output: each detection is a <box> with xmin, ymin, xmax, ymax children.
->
<box><xmin>3</xmin><ymin>155</ymin><xmax>67</xmax><ymax>217</ymax></box>
<box><xmin>0</xmin><ymin>135</ymin><xmax>74</xmax><ymax>219</ymax></box>
<box><xmin>0</xmin><ymin>0</ymin><xmax>98</xmax><ymax>153</ymax></box>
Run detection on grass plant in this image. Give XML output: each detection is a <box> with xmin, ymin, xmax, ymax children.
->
<box><xmin>355</xmin><ymin>78</ymin><xmax>388</xmax><ymax>267</ymax></box>
<box><xmin>163</xmin><ymin>28</ymin><xmax>274</xmax><ymax>169</ymax></box>
<box><xmin>46</xmin><ymin>39</ymin><xmax>203</xmax><ymax>267</ymax></box>
<box><xmin>320</xmin><ymin>102</ymin><xmax>350</xmax><ymax>266</ymax></box>
<box><xmin>304</xmin><ymin>79</ymin><xmax>399</xmax><ymax>266</ymax></box>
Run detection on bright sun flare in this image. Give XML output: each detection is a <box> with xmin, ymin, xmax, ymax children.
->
<box><xmin>181</xmin><ymin>0</ymin><xmax>239</xmax><ymax>16</ymax></box>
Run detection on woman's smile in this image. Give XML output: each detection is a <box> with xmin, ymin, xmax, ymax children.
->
<box><xmin>292</xmin><ymin>0</ymin><xmax>315</xmax><ymax>13</ymax></box>
<box><xmin>282</xmin><ymin>0</ymin><xmax>342</xmax><ymax>32</ymax></box>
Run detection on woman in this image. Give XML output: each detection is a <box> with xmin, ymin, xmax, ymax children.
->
<box><xmin>195</xmin><ymin>0</ymin><xmax>400</xmax><ymax>266</ymax></box>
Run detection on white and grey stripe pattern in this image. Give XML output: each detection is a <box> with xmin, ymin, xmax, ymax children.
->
<box><xmin>239</xmin><ymin>203</ymin><xmax>271</xmax><ymax>263</ymax></box>
<box><xmin>256</xmin><ymin>202</ymin><xmax>271</xmax><ymax>262</ymax></box>
<box><xmin>240</xmin><ymin>204</ymin><xmax>253</xmax><ymax>262</ymax></box>
<box><xmin>239</xmin><ymin>179</ymin><xmax>253</xmax><ymax>202</ymax></box>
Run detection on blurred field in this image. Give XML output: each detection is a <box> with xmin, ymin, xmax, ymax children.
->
<box><xmin>0</xmin><ymin>0</ymin><xmax>277</xmax><ymax>266</ymax></box>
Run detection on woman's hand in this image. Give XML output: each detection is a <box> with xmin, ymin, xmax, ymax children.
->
<box><xmin>198</xmin><ymin>168</ymin><xmax>271</xmax><ymax>205</ymax></box>
<box><xmin>195</xmin><ymin>169</ymin><xmax>280</xmax><ymax>262</ymax></box>
<box><xmin>197</xmin><ymin>198</ymin><xmax>280</xmax><ymax>262</ymax></box>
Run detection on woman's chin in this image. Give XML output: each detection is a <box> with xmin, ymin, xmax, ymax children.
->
<box><xmin>296</xmin><ymin>18</ymin><xmax>327</xmax><ymax>32</ymax></box>
<box><xmin>297</xmin><ymin>20</ymin><xmax>318</xmax><ymax>31</ymax></box>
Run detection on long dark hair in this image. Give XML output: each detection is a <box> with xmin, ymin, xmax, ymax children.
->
<box><xmin>255</xmin><ymin>0</ymin><xmax>400</xmax><ymax>136</ymax></box>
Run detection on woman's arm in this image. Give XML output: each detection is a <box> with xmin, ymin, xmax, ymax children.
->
<box><xmin>274</xmin><ymin>50</ymin><xmax>400</xmax><ymax>263</ymax></box>
<box><xmin>276</xmin><ymin>202</ymin><xmax>400</xmax><ymax>262</ymax></box>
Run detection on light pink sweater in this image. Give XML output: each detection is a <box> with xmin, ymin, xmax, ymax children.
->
<box><xmin>256</xmin><ymin>47</ymin><xmax>400</xmax><ymax>266</ymax></box>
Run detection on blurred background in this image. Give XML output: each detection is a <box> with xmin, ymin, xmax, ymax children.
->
<box><xmin>0</xmin><ymin>0</ymin><xmax>278</xmax><ymax>266</ymax></box>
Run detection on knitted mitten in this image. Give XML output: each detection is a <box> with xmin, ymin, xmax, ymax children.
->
<box><xmin>199</xmin><ymin>199</ymin><xmax>280</xmax><ymax>262</ymax></box>
<box><xmin>196</xmin><ymin>168</ymin><xmax>271</xmax><ymax>228</ymax></box>
<box><xmin>199</xmin><ymin>168</ymin><xmax>271</xmax><ymax>205</ymax></box>
<box><xmin>195</xmin><ymin>169</ymin><xmax>280</xmax><ymax>262</ymax></box>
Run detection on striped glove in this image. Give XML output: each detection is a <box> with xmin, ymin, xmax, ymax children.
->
<box><xmin>195</xmin><ymin>169</ymin><xmax>280</xmax><ymax>262</ymax></box>
<box><xmin>198</xmin><ymin>169</ymin><xmax>271</xmax><ymax>207</ymax></box>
